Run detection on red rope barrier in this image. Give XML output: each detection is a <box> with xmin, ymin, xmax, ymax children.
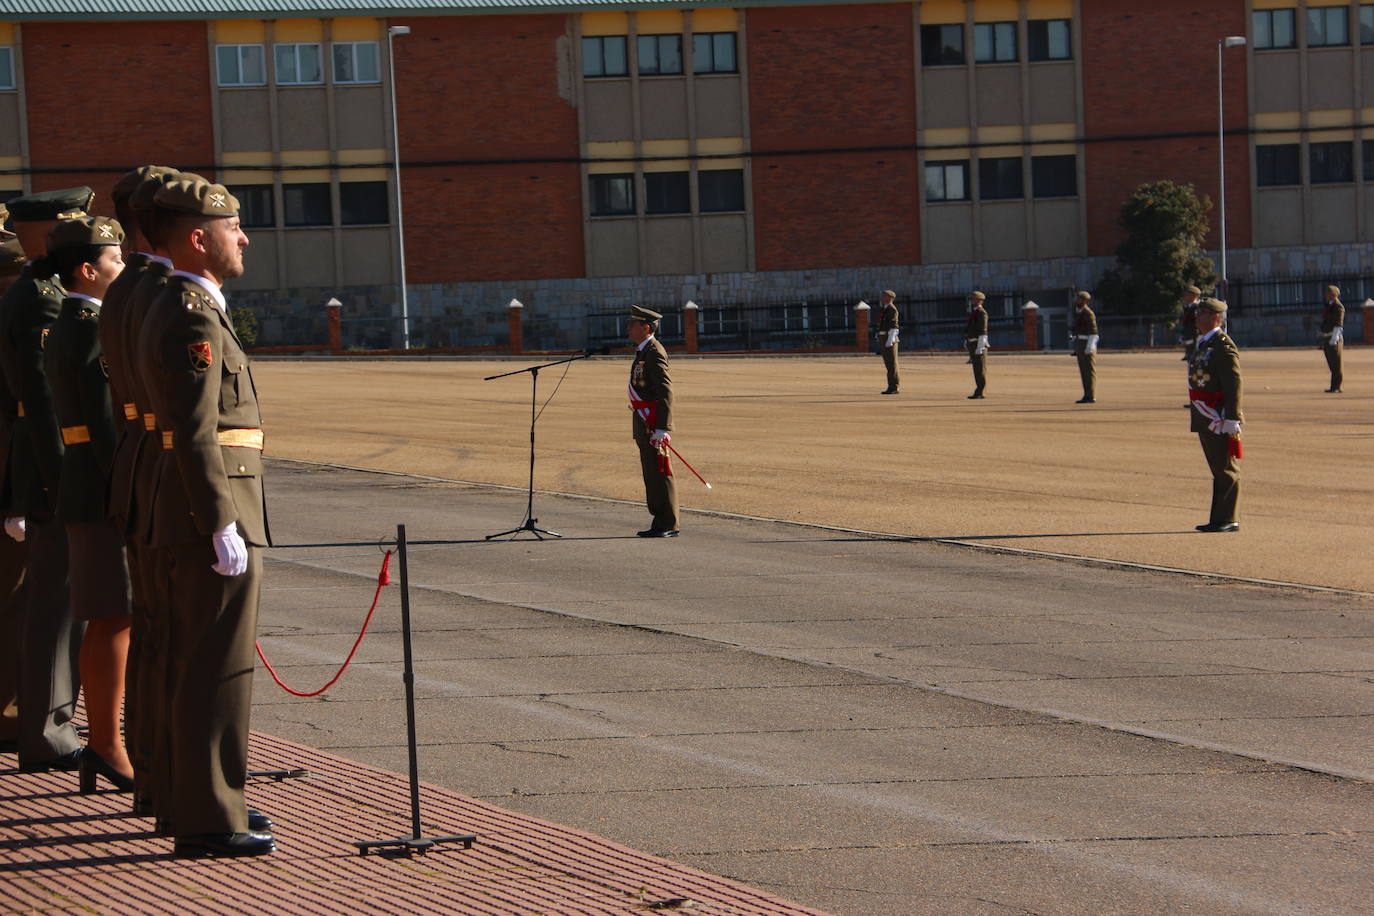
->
<box><xmin>256</xmin><ymin>550</ymin><xmax>393</xmax><ymax>698</ymax></box>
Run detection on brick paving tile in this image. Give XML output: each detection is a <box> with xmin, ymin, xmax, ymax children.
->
<box><xmin>1</xmin><ymin>732</ymin><xmax>831</xmax><ymax>916</ymax></box>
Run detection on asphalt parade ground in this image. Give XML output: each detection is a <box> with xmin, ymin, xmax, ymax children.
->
<box><xmin>4</xmin><ymin>349</ymin><xmax>1371</xmax><ymax>914</ymax></box>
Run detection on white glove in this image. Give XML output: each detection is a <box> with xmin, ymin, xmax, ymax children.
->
<box><xmin>1330</xmin><ymin>328</ymin><xmax>1343</xmax><ymax>345</ymax></box>
<box><xmin>1085</xmin><ymin>334</ymin><xmax>1099</xmax><ymax>355</ymax></box>
<box><xmin>975</xmin><ymin>335</ymin><xmax>989</xmax><ymax>355</ymax></box>
<box><xmin>4</xmin><ymin>517</ymin><xmax>25</xmax><ymax>542</ymax></box>
<box><xmin>650</xmin><ymin>430</ymin><xmax>670</xmax><ymax>448</ymax></box>
<box><xmin>210</xmin><ymin>523</ymin><xmax>248</xmax><ymax>577</ymax></box>
<box><xmin>884</xmin><ymin>328</ymin><xmax>898</xmax><ymax>347</ymax></box>
<box><xmin>1209</xmin><ymin>418</ymin><xmax>1242</xmax><ymax>436</ymax></box>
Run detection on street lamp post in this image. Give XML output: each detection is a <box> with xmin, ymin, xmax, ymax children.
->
<box><xmin>1217</xmin><ymin>35</ymin><xmax>1246</xmax><ymax>299</ymax></box>
<box><xmin>387</xmin><ymin>24</ymin><xmax>411</xmax><ymax>350</ymax></box>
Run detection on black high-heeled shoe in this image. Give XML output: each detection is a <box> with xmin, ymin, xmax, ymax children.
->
<box><xmin>79</xmin><ymin>749</ymin><xmax>134</xmax><ymax>794</ymax></box>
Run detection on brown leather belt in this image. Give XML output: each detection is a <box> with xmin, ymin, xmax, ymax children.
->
<box><xmin>61</xmin><ymin>425</ymin><xmax>90</xmax><ymax>445</ymax></box>
<box><xmin>162</xmin><ymin>428</ymin><xmax>264</xmax><ymax>451</ymax></box>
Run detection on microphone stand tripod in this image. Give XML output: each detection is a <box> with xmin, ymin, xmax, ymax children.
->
<box><xmin>484</xmin><ymin>351</ymin><xmax>599</xmax><ymax>540</ymax></box>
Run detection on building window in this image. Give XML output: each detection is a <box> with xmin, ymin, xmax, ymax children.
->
<box><xmin>340</xmin><ymin>181</ymin><xmax>389</xmax><ymax>224</ymax></box>
<box><xmin>282</xmin><ymin>183</ymin><xmax>332</xmax><ymax>226</ymax></box>
<box><xmin>1027</xmin><ymin>19</ymin><xmax>1072</xmax><ymax>61</ymax></box>
<box><xmin>1364</xmin><ymin>139</ymin><xmax>1374</xmax><ymax>179</ymax></box>
<box><xmin>644</xmin><ymin>172</ymin><xmax>690</xmax><ymax>214</ymax></box>
<box><xmin>921</xmin><ymin>24</ymin><xmax>965</xmax><ymax>66</ymax></box>
<box><xmin>583</xmin><ymin>36</ymin><xmax>628</xmax><ymax>78</ymax></box>
<box><xmin>979</xmin><ymin>157</ymin><xmax>1023</xmax><ymax>200</ymax></box>
<box><xmin>699</xmin><ymin>169</ymin><xmax>745</xmax><ymax>212</ymax></box>
<box><xmin>1310</xmin><ymin>141</ymin><xmax>1353</xmax><ymax>183</ymax></box>
<box><xmin>692</xmin><ymin>33</ymin><xmax>737</xmax><ymax>73</ymax></box>
<box><xmin>333</xmin><ymin>41</ymin><xmax>380</xmax><ymax>84</ymax></box>
<box><xmin>589</xmin><ymin>173</ymin><xmax>634</xmax><ymax>216</ymax></box>
<box><xmin>275</xmin><ymin>43</ymin><xmax>322</xmax><ymax>85</ymax></box>
<box><xmin>1307</xmin><ymin>6</ymin><xmax>1350</xmax><ymax>46</ymax></box>
<box><xmin>0</xmin><ymin>47</ymin><xmax>13</xmax><ymax>90</ymax></box>
<box><xmin>638</xmin><ymin>34</ymin><xmax>683</xmax><ymax>75</ymax></box>
<box><xmin>974</xmin><ymin>22</ymin><xmax>1017</xmax><ymax>63</ymax></box>
<box><xmin>217</xmin><ymin>44</ymin><xmax>266</xmax><ymax>86</ymax></box>
<box><xmin>1256</xmin><ymin>144</ymin><xmax>1301</xmax><ymax>186</ymax></box>
<box><xmin>1253</xmin><ymin>9</ymin><xmax>1298</xmax><ymax>49</ymax></box>
<box><xmin>1361</xmin><ymin>5</ymin><xmax>1374</xmax><ymax>43</ymax></box>
<box><xmin>1031</xmin><ymin>155</ymin><xmax>1077</xmax><ymax>198</ymax></box>
<box><xmin>233</xmin><ymin>185</ymin><xmax>275</xmax><ymax>228</ymax></box>
<box><xmin>925</xmin><ymin>161</ymin><xmax>969</xmax><ymax>202</ymax></box>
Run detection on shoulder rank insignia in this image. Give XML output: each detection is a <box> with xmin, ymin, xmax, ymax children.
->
<box><xmin>184</xmin><ymin>290</ymin><xmax>206</xmax><ymax>311</ymax></box>
<box><xmin>188</xmin><ymin>340</ymin><xmax>212</xmax><ymax>371</ymax></box>
<box><xmin>77</xmin><ymin>308</ymin><xmax>97</xmax><ymax>321</ymax></box>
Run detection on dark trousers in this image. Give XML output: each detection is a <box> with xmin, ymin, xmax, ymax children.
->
<box><xmin>1198</xmin><ymin>431</ymin><xmax>1241</xmax><ymax>526</ymax></box>
<box><xmin>1076</xmin><ymin>352</ymin><xmax>1096</xmax><ymax>399</ymax></box>
<box><xmin>126</xmin><ymin>539</ymin><xmax>170</xmax><ymax>810</ymax></box>
<box><xmin>1323</xmin><ymin>343</ymin><xmax>1343</xmax><ymax>390</ymax></box>
<box><xmin>166</xmin><ymin>541</ymin><xmax>261</xmax><ymax>836</ymax></box>
<box><xmin>881</xmin><ymin>344</ymin><xmax>899</xmax><ymax>392</ymax></box>
<box><xmin>0</xmin><ymin>534</ymin><xmax>26</xmax><ymax>741</ymax></box>
<box><xmin>633</xmin><ymin>420</ymin><xmax>679</xmax><ymax>531</ymax></box>
<box><xmin>967</xmin><ymin>346</ymin><xmax>987</xmax><ymax>394</ymax></box>
<box><xmin>16</xmin><ymin>514</ymin><xmax>82</xmax><ymax>764</ymax></box>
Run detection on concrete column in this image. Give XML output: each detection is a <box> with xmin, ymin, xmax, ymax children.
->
<box><xmin>508</xmin><ymin>298</ymin><xmax>524</xmax><ymax>355</ymax></box>
<box><xmin>854</xmin><ymin>301</ymin><xmax>871</xmax><ymax>352</ymax></box>
<box><xmin>1022</xmin><ymin>301</ymin><xmax>1039</xmax><ymax>351</ymax></box>
<box><xmin>325</xmin><ymin>297</ymin><xmax>342</xmax><ymax>354</ymax></box>
<box><xmin>684</xmin><ymin>300</ymin><xmax>700</xmax><ymax>354</ymax></box>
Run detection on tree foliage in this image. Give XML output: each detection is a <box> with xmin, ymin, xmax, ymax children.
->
<box><xmin>232</xmin><ymin>306</ymin><xmax>259</xmax><ymax>348</ymax></box>
<box><xmin>1095</xmin><ymin>181</ymin><xmax>1219</xmax><ymax>317</ymax></box>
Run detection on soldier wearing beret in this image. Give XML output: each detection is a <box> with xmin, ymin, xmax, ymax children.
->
<box><xmin>0</xmin><ymin>187</ymin><xmax>93</xmax><ymax>773</ymax></box>
<box><xmin>875</xmin><ymin>289</ymin><xmax>900</xmax><ymax>395</ymax></box>
<box><xmin>964</xmin><ymin>290</ymin><xmax>989</xmax><ymax>399</ymax></box>
<box><xmin>1319</xmin><ymin>284</ymin><xmax>1344</xmax><ymax>393</ymax></box>
<box><xmin>135</xmin><ymin>178</ymin><xmax>273</xmax><ymax>857</ymax></box>
<box><xmin>1070</xmin><ymin>290</ymin><xmax>1098</xmax><ymax>403</ymax></box>
<box><xmin>43</xmin><ymin>217</ymin><xmax>135</xmax><ymax>793</ymax></box>
<box><xmin>1179</xmin><ymin>285</ymin><xmax>1201</xmax><ymax>362</ymax></box>
<box><xmin>626</xmin><ymin>305</ymin><xmax>679</xmax><ymax>537</ymax></box>
<box><xmin>1188</xmin><ymin>298</ymin><xmax>1244</xmax><ymax>532</ymax></box>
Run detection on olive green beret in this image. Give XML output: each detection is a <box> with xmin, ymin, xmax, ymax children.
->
<box><xmin>1326</xmin><ymin>284</ymin><xmax>1340</xmax><ymax>297</ymax></box>
<box><xmin>1185</xmin><ymin>285</ymin><xmax>1201</xmax><ymax>295</ymax></box>
<box><xmin>970</xmin><ymin>290</ymin><xmax>986</xmax><ymax>301</ymax></box>
<box><xmin>47</xmin><ymin>216</ymin><xmax>125</xmax><ymax>252</ymax></box>
<box><xmin>882</xmin><ymin>289</ymin><xmax>896</xmax><ymax>299</ymax></box>
<box><xmin>629</xmin><ymin>304</ymin><xmax>662</xmax><ymax>322</ymax></box>
<box><xmin>1075</xmin><ymin>290</ymin><xmax>1091</xmax><ymax>301</ymax></box>
<box><xmin>0</xmin><ymin>238</ymin><xmax>24</xmax><ymax>277</ymax></box>
<box><xmin>5</xmin><ymin>187</ymin><xmax>95</xmax><ymax>222</ymax></box>
<box><xmin>130</xmin><ymin>169</ymin><xmax>185</xmax><ymax>212</ymax></box>
<box><xmin>112</xmin><ymin>165</ymin><xmax>178</xmax><ymax>206</ymax></box>
<box><xmin>1197</xmin><ymin>297</ymin><xmax>1228</xmax><ymax>314</ymax></box>
<box><xmin>154</xmin><ymin>178</ymin><xmax>239</xmax><ymax>217</ymax></box>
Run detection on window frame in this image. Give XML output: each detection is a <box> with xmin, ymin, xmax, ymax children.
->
<box><xmin>0</xmin><ymin>46</ymin><xmax>14</xmax><ymax>90</ymax></box>
<box><xmin>1253</xmin><ymin>8</ymin><xmax>1298</xmax><ymax>49</ymax></box>
<box><xmin>340</xmin><ymin>180</ymin><xmax>390</xmax><ymax>225</ymax></box>
<box><xmin>978</xmin><ymin>156</ymin><xmax>1024</xmax><ymax>201</ymax></box>
<box><xmin>1031</xmin><ymin>154</ymin><xmax>1077</xmax><ymax>198</ymax></box>
<box><xmin>974</xmin><ymin>21</ymin><xmax>1018</xmax><ymax>63</ymax></box>
<box><xmin>1361</xmin><ymin>5</ymin><xmax>1374</xmax><ymax>43</ymax></box>
<box><xmin>233</xmin><ymin>184</ymin><xmax>276</xmax><ymax>229</ymax></box>
<box><xmin>282</xmin><ymin>182</ymin><xmax>333</xmax><ymax>227</ymax></box>
<box><xmin>1309</xmin><ymin>140</ymin><xmax>1354</xmax><ymax>184</ymax></box>
<box><xmin>924</xmin><ymin>160</ymin><xmax>970</xmax><ymax>202</ymax></box>
<box><xmin>1256</xmin><ymin>144</ymin><xmax>1301</xmax><ymax>187</ymax></box>
<box><xmin>692</xmin><ymin>32</ymin><xmax>738</xmax><ymax>74</ymax></box>
<box><xmin>1364</xmin><ymin>138</ymin><xmax>1374</xmax><ymax>180</ymax></box>
<box><xmin>216</xmin><ymin>43</ymin><xmax>267</xmax><ymax>87</ymax></box>
<box><xmin>274</xmin><ymin>42</ymin><xmax>323</xmax><ymax>86</ymax></box>
<box><xmin>920</xmin><ymin>23</ymin><xmax>966</xmax><ymax>67</ymax></box>
<box><xmin>698</xmin><ymin>168</ymin><xmax>745</xmax><ymax>213</ymax></box>
<box><xmin>582</xmin><ymin>35</ymin><xmax>629</xmax><ymax>78</ymax></box>
<box><xmin>589</xmin><ymin>173</ymin><xmax>635</xmax><ymax>217</ymax></box>
<box><xmin>1307</xmin><ymin>5</ymin><xmax>1350</xmax><ymax>46</ymax></box>
<box><xmin>332</xmin><ymin>41</ymin><xmax>381</xmax><ymax>84</ymax></box>
<box><xmin>643</xmin><ymin>171</ymin><xmax>690</xmax><ymax>215</ymax></box>
<box><xmin>1027</xmin><ymin>19</ymin><xmax>1072</xmax><ymax>61</ymax></box>
<box><xmin>638</xmin><ymin>34</ymin><xmax>683</xmax><ymax>76</ymax></box>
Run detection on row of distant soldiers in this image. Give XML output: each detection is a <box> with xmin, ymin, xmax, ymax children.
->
<box><xmin>0</xmin><ymin>168</ymin><xmax>274</xmax><ymax>858</ymax></box>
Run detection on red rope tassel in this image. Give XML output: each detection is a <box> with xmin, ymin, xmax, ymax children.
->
<box><xmin>657</xmin><ymin>446</ymin><xmax>672</xmax><ymax>476</ymax></box>
<box><xmin>1229</xmin><ymin>436</ymin><xmax>1243</xmax><ymax>459</ymax></box>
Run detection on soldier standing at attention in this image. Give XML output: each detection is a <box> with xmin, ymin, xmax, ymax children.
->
<box><xmin>1071</xmin><ymin>290</ymin><xmax>1098</xmax><ymax>404</ymax></box>
<box><xmin>875</xmin><ymin>289</ymin><xmax>899</xmax><ymax>395</ymax></box>
<box><xmin>1179</xmin><ymin>285</ymin><xmax>1201</xmax><ymax>362</ymax></box>
<box><xmin>1188</xmin><ymin>298</ymin><xmax>1243</xmax><ymax>532</ymax></box>
<box><xmin>964</xmin><ymin>290</ymin><xmax>989</xmax><ymax>399</ymax></box>
<box><xmin>0</xmin><ymin>187</ymin><xmax>93</xmax><ymax>774</ymax></box>
<box><xmin>1319</xmin><ymin>284</ymin><xmax>1344</xmax><ymax>393</ymax></box>
<box><xmin>138</xmin><ymin>178</ymin><xmax>272</xmax><ymax>857</ymax></box>
<box><xmin>42</xmin><ymin>216</ymin><xmax>135</xmax><ymax>793</ymax></box>
<box><xmin>626</xmin><ymin>305</ymin><xmax>679</xmax><ymax>537</ymax></box>
<box><xmin>0</xmin><ymin>224</ymin><xmax>25</xmax><ymax>756</ymax></box>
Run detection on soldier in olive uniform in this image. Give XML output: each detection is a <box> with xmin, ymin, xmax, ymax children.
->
<box><xmin>964</xmin><ymin>290</ymin><xmax>989</xmax><ymax>399</ymax></box>
<box><xmin>1319</xmin><ymin>284</ymin><xmax>1344</xmax><ymax>393</ymax></box>
<box><xmin>43</xmin><ymin>216</ymin><xmax>135</xmax><ymax>793</ymax></box>
<box><xmin>1179</xmin><ymin>285</ymin><xmax>1201</xmax><ymax>362</ymax></box>
<box><xmin>626</xmin><ymin>305</ymin><xmax>679</xmax><ymax>537</ymax></box>
<box><xmin>1188</xmin><ymin>298</ymin><xmax>1243</xmax><ymax>532</ymax></box>
<box><xmin>1070</xmin><ymin>290</ymin><xmax>1098</xmax><ymax>403</ymax></box>
<box><xmin>875</xmin><ymin>289</ymin><xmax>899</xmax><ymax>394</ymax></box>
<box><xmin>0</xmin><ymin>188</ymin><xmax>93</xmax><ymax>773</ymax></box>
<box><xmin>136</xmin><ymin>178</ymin><xmax>272</xmax><ymax>858</ymax></box>
<box><xmin>0</xmin><ymin>228</ymin><xmax>24</xmax><ymax>755</ymax></box>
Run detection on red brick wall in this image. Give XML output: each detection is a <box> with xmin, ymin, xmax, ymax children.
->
<box><xmin>747</xmin><ymin>5</ymin><xmax>919</xmax><ymax>270</ymax></box>
<box><xmin>1081</xmin><ymin>0</ymin><xmax>1250</xmax><ymax>256</ymax></box>
<box><xmin>394</xmin><ymin>15</ymin><xmax>583</xmax><ymax>283</ymax></box>
<box><xmin>21</xmin><ymin>21</ymin><xmax>215</xmax><ymax>214</ymax></box>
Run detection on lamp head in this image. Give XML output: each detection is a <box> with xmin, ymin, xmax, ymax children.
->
<box><xmin>389</xmin><ymin>25</ymin><xmax>411</xmax><ymax>36</ymax></box>
<box><xmin>1222</xmin><ymin>36</ymin><xmax>1246</xmax><ymax>48</ymax></box>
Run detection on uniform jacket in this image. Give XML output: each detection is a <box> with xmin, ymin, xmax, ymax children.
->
<box><xmin>1179</xmin><ymin>302</ymin><xmax>1198</xmax><ymax>338</ymax></box>
<box><xmin>117</xmin><ymin>261</ymin><xmax>171</xmax><ymax>535</ymax></box>
<box><xmin>875</xmin><ymin>302</ymin><xmax>899</xmax><ymax>335</ymax></box>
<box><xmin>1072</xmin><ymin>305</ymin><xmax>1098</xmax><ymax>356</ymax></box>
<box><xmin>0</xmin><ymin>264</ymin><xmax>66</xmax><ymax>516</ymax></box>
<box><xmin>1321</xmin><ymin>299</ymin><xmax>1345</xmax><ymax>342</ymax></box>
<box><xmin>964</xmin><ymin>305</ymin><xmax>988</xmax><ymax>352</ymax></box>
<box><xmin>138</xmin><ymin>273</ymin><xmax>268</xmax><ymax>548</ymax></box>
<box><xmin>1188</xmin><ymin>330</ymin><xmax>1244</xmax><ymax>433</ymax></box>
<box><xmin>630</xmin><ymin>337</ymin><xmax>673</xmax><ymax>431</ymax></box>
<box><xmin>44</xmin><ymin>296</ymin><xmax>117</xmax><ymax>521</ymax></box>
<box><xmin>97</xmin><ymin>253</ymin><xmax>147</xmax><ymax>423</ymax></box>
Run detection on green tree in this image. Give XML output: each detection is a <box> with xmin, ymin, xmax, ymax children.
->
<box><xmin>232</xmin><ymin>306</ymin><xmax>259</xmax><ymax>348</ymax></box>
<box><xmin>1095</xmin><ymin>180</ymin><xmax>1219</xmax><ymax>317</ymax></box>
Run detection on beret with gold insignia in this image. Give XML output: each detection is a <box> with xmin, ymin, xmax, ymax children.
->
<box><xmin>130</xmin><ymin>169</ymin><xmax>187</xmax><ymax>212</ymax></box>
<box><xmin>6</xmin><ymin>187</ymin><xmax>95</xmax><ymax>223</ymax></box>
<box><xmin>970</xmin><ymin>290</ymin><xmax>986</xmax><ymax>301</ymax></box>
<box><xmin>112</xmin><ymin>165</ymin><xmax>178</xmax><ymax>207</ymax></box>
<box><xmin>1326</xmin><ymin>284</ymin><xmax>1341</xmax><ymax>297</ymax></box>
<box><xmin>47</xmin><ymin>216</ymin><xmax>125</xmax><ymax>252</ymax></box>
<box><xmin>155</xmin><ymin>178</ymin><xmax>239</xmax><ymax>217</ymax></box>
<box><xmin>1197</xmin><ymin>297</ymin><xmax>1228</xmax><ymax>314</ymax></box>
<box><xmin>1075</xmin><ymin>290</ymin><xmax>1091</xmax><ymax>301</ymax></box>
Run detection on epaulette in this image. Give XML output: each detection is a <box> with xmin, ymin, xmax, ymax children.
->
<box><xmin>77</xmin><ymin>307</ymin><xmax>98</xmax><ymax>321</ymax></box>
<box><xmin>182</xmin><ymin>287</ymin><xmax>208</xmax><ymax>311</ymax></box>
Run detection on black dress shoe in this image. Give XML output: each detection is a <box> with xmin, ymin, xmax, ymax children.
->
<box><xmin>1195</xmin><ymin>522</ymin><xmax>1240</xmax><ymax>532</ymax></box>
<box><xmin>0</xmin><ymin>738</ymin><xmax>16</xmax><ymax>755</ymax></box>
<box><xmin>79</xmin><ymin>749</ymin><xmax>134</xmax><ymax>794</ymax></box>
<box><xmin>636</xmin><ymin>528</ymin><xmax>680</xmax><ymax>538</ymax></box>
<box><xmin>1076</xmin><ymin>397</ymin><xmax>1095</xmax><ymax>404</ymax></box>
<box><xmin>880</xmin><ymin>389</ymin><xmax>898</xmax><ymax>395</ymax></box>
<box><xmin>174</xmin><ymin>831</ymin><xmax>275</xmax><ymax>858</ymax></box>
<box><xmin>247</xmin><ymin>809</ymin><xmax>272</xmax><ymax>832</ymax></box>
<box><xmin>967</xmin><ymin>393</ymin><xmax>985</xmax><ymax>400</ymax></box>
<box><xmin>1325</xmin><ymin>388</ymin><xmax>1342</xmax><ymax>393</ymax></box>
<box><xmin>19</xmin><ymin>748</ymin><xmax>83</xmax><ymax>773</ymax></box>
